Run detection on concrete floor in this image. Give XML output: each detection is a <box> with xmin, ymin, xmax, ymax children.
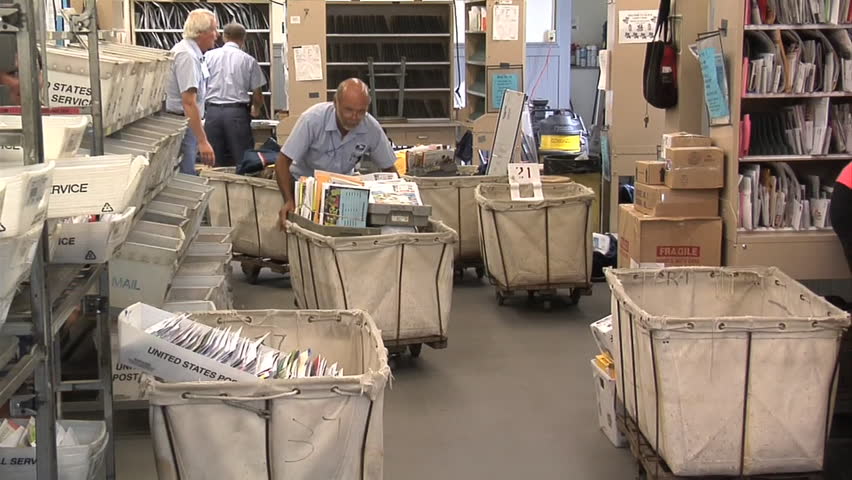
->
<box><xmin>114</xmin><ymin>267</ymin><xmax>637</xmax><ymax>479</ymax></box>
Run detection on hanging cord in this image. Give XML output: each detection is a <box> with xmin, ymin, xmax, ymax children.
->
<box><xmin>529</xmin><ymin>41</ymin><xmax>555</xmax><ymax>101</ymax></box>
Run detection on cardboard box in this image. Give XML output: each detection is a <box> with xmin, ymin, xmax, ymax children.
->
<box><xmin>634</xmin><ymin>184</ymin><xmax>718</xmax><ymax>217</ymax></box>
<box><xmin>662</xmin><ymin>132</ymin><xmax>712</xmax><ymax>148</ymax></box>
<box><xmin>618</xmin><ymin>204</ymin><xmax>722</xmax><ymax>268</ymax></box>
<box><xmin>591</xmin><ymin>359</ymin><xmax>626</xmax><ymax>448</ymax></box>
<box><xmin>635</xmin><ymin>161</ymin><xmax>666</xmax><ymax>186</ymax></box>
<box><xmin>663</xmin><ymin>146</ymin><xmax>724</xmax><ymax>189</ymax></box>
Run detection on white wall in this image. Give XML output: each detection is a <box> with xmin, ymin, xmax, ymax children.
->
<box><xmin>571</xmin><ymin>0</ymin><xmax>607</xmax><ymax>45</ymax></box>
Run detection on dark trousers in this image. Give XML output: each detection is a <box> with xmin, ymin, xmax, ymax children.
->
<box><xmin>204</xmin><ymin>103</ymin><xmax>253</xmax><ymax>168</ymax></box>
<box><xmin>831</xmin><ymin>182</ymin><xmax>852</xmax><ymax>274</ymax></box>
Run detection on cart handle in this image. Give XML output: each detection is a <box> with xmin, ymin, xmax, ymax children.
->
<box><xmin>181</xmin><ymin>389</ymin><xmax>301</xmax><ymax>402</ymax></box>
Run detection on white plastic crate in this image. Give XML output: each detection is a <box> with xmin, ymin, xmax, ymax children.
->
<box><xmin>0</xmin><ymin>224</ymin><xmax>44</xmax><ymax>328</ymax></box>
<box><xmin>0</xmin><ymin>115</ymin><xmax>89</xmax><ymax>163</ymax></box>
<box><xmin>196</xmin><ymin>226</ymin><xmax>232</xmax><ymax>244</ymax></box>
<box><xmin>0</xmin><ymin>419</ymin><xmax>108</xmax><ymax>480</ymax></box>
<box><xmin>48</xmin><ymin>155</ymin><xmax>148</xmax><ymax>218</ymax></box>
<box><xmin>161</xmin><ymin>301</ymin><xmax>217</xmax><ymax>313</ymax></box>
<box><xmin>50</xmin><ymin>207</ymin><xmax>136</xmax><ymax>264</ymax></box>
<box><xmin>176</xmin><ymin>260</ymin><xmax>229</xmax><ymax>277</ymax></box>
<box><xmin>110</xmin><ymin>224</ymin><xmax>185</xmax><ymax>309</ymax></box>
<box><xmin>591</xmin><ymin>359</ymin><xmax>626</xmax><ymax>448</ymax></box>
<box><xmin>168</xmin><ymin>275</ymin><xmax>231</xmax><ymax>309</ymax></box>
<box><xmin>0</xmin><ymin>162</ymin><xmax>54</xmax><ymax>238</ymax></box>
<box><xmin>606</xmin><ymin>267</ymin><xmax>851</xmax><ymax>476</ymax></box>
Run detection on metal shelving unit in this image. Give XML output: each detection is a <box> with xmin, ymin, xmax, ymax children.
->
<box><xmin>0</xmin><ymin>0</ymin><xmax>117</xmax><ymax>478</ymax></box>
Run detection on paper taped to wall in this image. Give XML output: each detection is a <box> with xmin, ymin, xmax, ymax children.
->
<box><xmin>293</xmin><ymin>44</ymin><xmax>323</xmax><ymax>82</ymax></box>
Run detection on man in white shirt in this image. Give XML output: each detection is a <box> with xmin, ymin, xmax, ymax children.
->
<box><xmin>165</xmin><ymin>8</ymin><xmax>219</xmax><ymax>174</ymax></box>
<box><xmin>203</xmin><ymin>22</ymin><xmax>267</xmax><ymax>167</ymax></box>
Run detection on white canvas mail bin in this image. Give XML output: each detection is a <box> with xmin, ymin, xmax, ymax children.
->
<box><xmin>0</xmin><ymin>115</ymin><xmax>89</xmax><ymax>163</ymax></box>
<box><xmin>605</xmin><ymin>266</ymin><xmax>851</xmax><ymax>476</ymax></box>
<box><xmin>202</xmin><ymin>168</ymin><xmax>288</xmax><ymax>261</ymax></box>
<box><xmin>50</xmin><ymin>207</ymin><xmax>136</xmax><ymax>264</ymax></box>
<box><xmin>0</xmin><ymin>419</ymin><xmax>108</xmax><ymax>480</ymax></box>
<box><xmin>48</xmin><ymin>155</ymin><xmax>148</xmax><ymax>218</ymax></box>
<box><xmin>168</xmin><ymin>275</ymin><xmax>231</xmax><ymax>310</ymax></box>
<box><xmin>118</xmin><ymin>305</ymin><xmax>389</xmax><ymax>480</ymax></box>
<box><xmin>46</xmin><ymin>46</ymin><xmax>131</xmax><ymax>134</ymax></box>
<box><xmin>406</xmin><ymin>175</ymin><xmax>506</xmax><ymax>265</ymax></box>
<box><xmin>0</xmin><ymin>162</ymin><xmax>54</xmax><ymax>238</ymax></box>
<box><xmin>0</xmin><ymin>224</ymin><xmax>43</xmax><ymax>328</ymax></box>
<box><xmin>286</xmin><ymin>220</ymin><xmax>456</xmax><ymax>346</ymax></box>
<box><xmin>475</xmin><ymin>182</ymin><xmax>594</xmax><ymax>290</ymax></box>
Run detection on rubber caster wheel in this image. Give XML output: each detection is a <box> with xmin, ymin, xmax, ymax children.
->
<box><xmin>475</xmin><ymin>266</ymin><xmax>485</xmax><ymax>279</ymax></box>
<box><xmin>496</xmin><ymin>290</ymin><xmax>506</xmax><ymax>306</ymax></box>
<box><xmin>542</xmin><ymin>299</ymin><xmax>553</xmax><ymax>311</ymax></box>
<box><xmin>569</xmin><ymin>289</ymin><xmax>582</xmax><ymax>306</ymax></box>
<box><xmin>241</xmin><ymin>263</ymin><xmax>262</xmax><ymax>284</ymax></box>
<box><xmin>408</xmin><ymin>343</ymin><xmax>422</xmax><ymax>358</ymax></box>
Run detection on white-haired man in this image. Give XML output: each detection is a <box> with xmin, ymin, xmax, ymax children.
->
<box><xmin>165</xmin><ymin>8</ymin><xmax>219</xmax><ymax>174</ymax></box>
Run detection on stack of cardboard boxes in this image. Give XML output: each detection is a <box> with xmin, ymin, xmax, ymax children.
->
<box><xmin>618</xmin><ymin>132</ymin><xmax>724</xmax><ymax>268</ymax></box>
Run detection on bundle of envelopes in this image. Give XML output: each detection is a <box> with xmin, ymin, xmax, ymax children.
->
<box><xmin>743</xmin><ymin>29</ymin><xmax>852</xmax><ymax>94</ymax></box>
<box><xmin>135</xmin><ymin>1</ymin><xmax>268</xmax><ymax>30</ymax></box>
<box><xmin>741</xmin><ymin>98</ymin><xmax>852</xmax><ymax>156</ymax></box>
<box><xmin>145</xmin><ymin>313</ymin><xmax>343</xmax><ymax>380</ymax></box>
<box><xmin>738</xmin><ymin>162</ymin><xmax>834</xmax><ymax>230</ymax></box>
<box><xmin>749</xmin><ymin>0</ymin><xmax>852</xmax><ymax>24</ymax></box>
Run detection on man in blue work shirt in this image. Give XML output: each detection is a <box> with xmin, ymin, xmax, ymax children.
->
<box><xmin>203</xmin><ymin>22</ymin><xmax>266</xmax><ymax>167</ymax></box>
<box><xmin>165</xmin><ymin>8</ymin><xmax>219</xmax><ymax>174</ymax></box>
<box><xmin>275</xmin><ymin>78</ymin><xmax>397</xmax><ymax>226</ymax></box>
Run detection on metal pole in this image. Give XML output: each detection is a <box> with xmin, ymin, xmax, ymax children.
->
<box><xmin>84</xmin><ymin>0</ymin><xmax>104</xmax><ymax>155</ymax></box>
<box><xmin>17</xmin><ymin>0</ymin><xmax>58</xmax><ymax>478</ymax></box>
<box><xmin>95</xmin><ymin>277</ymin><xmax>116</xmax><ymax>480</ymax></box>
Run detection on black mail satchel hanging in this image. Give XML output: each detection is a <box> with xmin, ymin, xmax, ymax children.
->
<box><xmin>642</xmin><ymin>0</ymin><xmax>678</xmax><ymax>109</ymax></box>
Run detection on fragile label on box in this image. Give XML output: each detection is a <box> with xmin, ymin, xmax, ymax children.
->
<box><xmin>618</xmin><ymin>204</ymin><xmax>721</xmax><ymax>268</ymax></box>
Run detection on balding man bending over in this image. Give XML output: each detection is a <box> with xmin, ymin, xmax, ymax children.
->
<box><xmin>276</xmin><ymin>78</ymin><xmax>397</xmax><ymax>226</ymax></box>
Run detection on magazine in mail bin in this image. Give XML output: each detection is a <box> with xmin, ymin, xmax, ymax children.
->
<box><xmin>48</xmin><ymin>155</ymin><xmax>148</xmax><ymax>218</ymax></box>
<box><xmin>0</xmin><ymin>224</ymin><xmax>43</xmax><ymax>328</ymax></box>
<box><xmin>406</xmin><ymin>174</ymin><xmax>506</xmax><ymax>262</ymax></box>
<box><xmin>286</xmin><ymin>219</ymin><xmax>456</xmax><ymax>343</ymax></box>
<box><xmin>0</xmin><ymin>419</ymin><xmax>108</xmax><ymax>480</ymax></box>
<box><xmin>606</xmin><ymin>266</ymin><xmax>851</xmax><ymax>476</ymax></box>
<box><xmin>201</xmin><ymin>167</ymin><xmax>287</xmax><ymax>261</ymax></box>
<box><xmin>118</xmin><ymin>304</ymin><xmax>390</xmax><ymax>480</ymax></box>
<box><xmin>0</xmin><ymin>162</ymin><xmax>53</xmax><ymax>238</ymax></box>
<box><xmin>0</xmin><ymin>115</ymin><xmax>89</xmax><ymax>163</ymax></box>
<box><xmin>50</xmin><ymin>207</ymin><xmax>136</xmax><ymax>264</ymax></box>
<box><xmin>475</xmin><ymin>182</ymin><xmax>594</xmax><ymax>290</ymax></box>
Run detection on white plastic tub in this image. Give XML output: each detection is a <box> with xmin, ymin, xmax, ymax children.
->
<box><xmin>49</xmin><ymin>155</ymin><xmax>148</xmax><ymax>218</ymax></box>
<box><xmin>50</xmin><ymin>207</ymin><xmax>136</xmax><ymax>264</ymax></box>
<box><xmin>0</xmin><ymin>115</ymin><xmax>89</xmax><ymax>163</ymax></box>
<box><xmin>168</xmin><ymin>275</ymin><xmax>231</xmax><ymax>309</ymax></box>
<box><xmin>110</xmin><ymin>223</ymin><xmax>186</xmax><ymax>309</ymax></box>
<box><xmin>0</xmin><ymin>419</ymin><xmax>107</xmax><ymax>480</ymax></box>
<box><xmin>161</xmin><ymin>301</ymin><xmax>217</xmax><ymax>313</ymax></box>
<box><xmin>0</xmin><ymin>224</ymin><xmax>43</xmax><ymax>328</ymax></box>
<box><xmin>0</xmin><ymin>162</ymin><xmax>54</xmax><ymax>238</ymax></box>
<box><xmin>606</xmin><ymin>266</ymin><xmax>851</xmax><ymax>476</ymax></box>
<box><xmin>196</xmin><ymin>226</ymin><xmax>232</xmax><ymax>244</ymax></box>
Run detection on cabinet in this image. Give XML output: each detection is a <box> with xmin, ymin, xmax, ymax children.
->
<box><xmin>281</xmin><ymin>0</ymin><xmax>458</xmax><ymax>144</ymax></box>
<box><xmin>459</xmin><ymin>0</ymin><xmax>525</xmax><ymax>160</ymax></box>
<box><xmin>708</xmin><ymin>0</ymin><xmax>851</xmax><ymax>280</ymax></box>
<box><xmin>131</xmin><ymin>0</ymin><xmax>277</xmax><ymax>118</ymax></box>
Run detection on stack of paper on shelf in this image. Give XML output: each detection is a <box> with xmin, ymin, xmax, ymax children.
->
<box><xmin>738</xmin><ymin>162</ymin><xmax>834</xmax><ymax>231</ymax></box>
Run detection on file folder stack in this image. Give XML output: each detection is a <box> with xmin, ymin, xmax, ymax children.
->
<box><xmin>619</xmin><ymin>132</ymin><xmax>723</xmax><ymax>268</ymax></box>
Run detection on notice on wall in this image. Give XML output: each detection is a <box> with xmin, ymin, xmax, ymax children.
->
<box><xmin>493</xmin><ymin>5</ymin><xmax>519</xmax><ymax>41</ymax></box>
<box><xmin>491</xmin><ymin>73</ymin><xmax>521</xmax><ymax>110</ymax></box>
<box><xmin>618</xmin><ymin>10</ymin><xmax>658</xmax><ymax>44</ymax></box>
<box><xmin>293</xmin><ymin>44</ymin><xmax>323</xmax><ymax>82</ymax></box>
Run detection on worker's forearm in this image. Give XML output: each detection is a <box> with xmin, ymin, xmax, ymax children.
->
<box><xmin>276</xmin><ymin>153</ymin><xmax>295</xmax><ymax>202</ymax></box>
<box><xmin>183</xmin><ymin>101</ymin><xmax>208</xmax><ymax>144</ymax></box>
<box><xmin>251</xmin><ymin>90</ymin><xmax>264</xmax><ymax>112</ymax></box>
